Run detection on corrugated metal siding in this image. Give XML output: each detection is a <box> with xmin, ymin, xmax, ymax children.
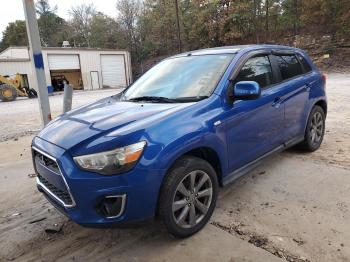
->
<box><xmin>100</xmin><ymin>55</ymin><xmax>126</xmax><ymax>88</ymax></box>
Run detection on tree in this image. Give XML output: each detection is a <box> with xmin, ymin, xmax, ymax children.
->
<box><xmin>36</xmin><ymin>0</ymin><xmax>67</xmax><ymax>46</ymax></box>
<box><xmin>89</xmin><ymin>13</ymin><xmax>126</xmax><ymax>49</ymax></box>
<box><xmin>36</xmin><ymin>0</ymin><xmax>57</xmax><ymax>15</ymax></box>
<box><xmin>116</xmin><ymin>0</ymin><xmax>144</xmax><ymax>65</ymax></box>
<box><xmin>0</xmin><ymin>20</ymin><xmax>28</xmax><ymax>51</ymax></box>
<box><xmin>116</xmin><ymin>0</ymin><xmax>141</xmax><ymax>47</ymax></box>
<box><xmin>69</xmin><ymin>4</ymin><xmax>97</xmax><ymax>47</ymax></box>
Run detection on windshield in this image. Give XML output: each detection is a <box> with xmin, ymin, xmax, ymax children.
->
<box><xmin>122</xmin><ymin>54</ymin><xmax>234</xmax><ymax>102</ymax></box>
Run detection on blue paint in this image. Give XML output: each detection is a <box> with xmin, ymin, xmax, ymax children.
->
<box><xmin>33</xmin><ymin>53</ymin><xmax>44</xmax><ymax>69</ymax></box>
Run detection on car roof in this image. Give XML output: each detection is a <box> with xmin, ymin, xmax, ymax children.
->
<box><xmin>173</xmin><ymin>44</ymin><xmax>302</xmax><ymax>57</ymax></box>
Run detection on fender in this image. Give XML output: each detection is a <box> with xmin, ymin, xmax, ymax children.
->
<box><xmin>156</xmin><ymin>130</ymin><xmax>228</xmax><ymax>180</ymax></box>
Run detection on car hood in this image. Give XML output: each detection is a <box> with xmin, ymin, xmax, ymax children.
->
<box><xmin>37</xmin><ymin>96</ymin><xmax>193</xmax><ymax>150</ymax></box>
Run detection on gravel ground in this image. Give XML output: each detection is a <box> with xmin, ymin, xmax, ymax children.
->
<box><xmin>0</xmin><ymin>74</ymin><xmax>349</xmax><ymax>262</ymax></box>
<box><xmin>0</xmin><ymin>89</ymin><xmax>121</xmax><ymax>142</ymax></box>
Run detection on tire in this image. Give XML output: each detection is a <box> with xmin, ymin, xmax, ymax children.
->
<box><xmin>299</xmin><ymin>105</ymin><xmax>325</xmax><ymax>152</ymax></box>
<box><xmin>27</xmin><ymin>88</ymin><xmax>37</xmax><ymax>98</ymax></box>
<box><xmin>0</xmin><ymin>84</ymin><xmax>18</xmax><ymax>102</ymax></box>
<box><xmin>159</xmin><ymin>156</ymin><xmax>218</xmax><ymax>238</ymax></box>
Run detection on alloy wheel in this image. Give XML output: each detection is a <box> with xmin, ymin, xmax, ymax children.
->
<box><xmin>310</xmin><ymin>111</ymin><xmax>324</xmax><ymax>145</ymax></box>
<box><xmin>172</xmin><ymin>170</ymin><xmax>213</xmax><ymax>229</ymax></box>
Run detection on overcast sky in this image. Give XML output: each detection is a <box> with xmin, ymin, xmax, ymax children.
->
<box><xmin>0</xmin><ymin>0</ymin><xmax>117</xmax><ymax>40</ymax></box>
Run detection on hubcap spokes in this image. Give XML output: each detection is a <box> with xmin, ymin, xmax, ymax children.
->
<box><xmin>310</xmin><ymin>112</ymin><xmax>324</xmax><ymax>144</ymax></box>
<box><xmin>172</xmin><ymin>171</ymin><xmax>212</xmax><ymax>228</ymax></box>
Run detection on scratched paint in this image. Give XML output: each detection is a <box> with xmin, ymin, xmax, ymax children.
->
<box><xmin>33</xmin><ymin>53</ymin><xmax>44</xmax><ymax>69</ymax></box>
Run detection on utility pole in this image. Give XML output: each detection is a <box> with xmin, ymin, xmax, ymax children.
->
<box><xmin>174</xmin><ymin>0</ymin><xmax>182</xmax><ymax>53</ymax></box>
<box><xmin>22</xmin><ymin>0</ymin><xmax>51</xmax><ymax>126</ymax></box>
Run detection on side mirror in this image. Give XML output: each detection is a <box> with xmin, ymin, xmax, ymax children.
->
<box><xmin>233</xmin><ymin>81</ymin><xmax>261</xmax><ymax>100</ymax></box>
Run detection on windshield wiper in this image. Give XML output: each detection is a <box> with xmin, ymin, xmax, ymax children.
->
<box><xmin>173</xmin><ymin>96</ymin><xmax>209</xmax><ymax>102</ymax></box>
<box><xmin>127</xmin><ymin>96</ymin><xmax>176</xmax><ymax>103</ymax></box>
<box><xmin>126</xmin><ymin>95</ymin><xmax>209</xmax><ymax>103</ymax></box>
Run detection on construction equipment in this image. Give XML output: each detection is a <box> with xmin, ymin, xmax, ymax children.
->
<box><xmin>0</xmin><ymin>73</ymin><xmax>37</xmax><ymax>102</ymax></box>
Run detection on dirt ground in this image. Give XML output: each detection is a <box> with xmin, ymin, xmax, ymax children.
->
<box><xmin>0</xmin><ymin>89</ymin><xmax>121</xmax><ymax>142</ymax></box>
<box><xmin>0</xmin><ymin>74</ymin><xmax>349</xmax><ymax>262</ymax></box>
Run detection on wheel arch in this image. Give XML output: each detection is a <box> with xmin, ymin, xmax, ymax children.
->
<box><xmin>314</xmin><ymin>99</ymin><xmax>327</xmax><ymax>117</ymax></box>
<box><xmin>162</xmin><ymin>145</ymin><xmax>224</xmax><ymax>186</ymax></box>
<box><xmin>155</xmin><ymin>146</ymin><xmax>223</xmax><ymax>218</ymax></box>
<box><xmin>182</xmin><ymin>147</ymin><xmax>223</xmax><ymax>185</ymax></box>
<box><xmin>303</xmin><ymin>98</ymin><xmax>327</xmax><ymax>134</ymax></box>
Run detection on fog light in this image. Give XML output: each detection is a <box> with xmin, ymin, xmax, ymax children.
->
<box><xmin>98</xmin><ymin>194</ymin><xmax>126</xmax><ymax>218</ymax></box>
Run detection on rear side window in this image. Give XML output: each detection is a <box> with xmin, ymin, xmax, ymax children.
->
<box><xmin>235</xmin><ymin>56</ymin><xmax>273</xmax><ymax>88</ymax></box>
<box><xmin>296</xmin><ymin>54</ymin><xmax>312</xmax><ymax>73</ymax></box>
<box><xmin>275</xmin><ymin>55</ymin><xmax>303</xmax><ymax>80</ymax></box>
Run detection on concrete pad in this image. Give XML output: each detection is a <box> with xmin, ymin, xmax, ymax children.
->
<box><xmin>112</xmin><ymin>224</ymin><xmax>282</xmax><ymax>262</ymax></box>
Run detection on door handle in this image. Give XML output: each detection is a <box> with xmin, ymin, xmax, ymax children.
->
<box><xmin>272</xmin><ymin>97</ymin><xmax>282</xmax><ymax>108</ymax></box>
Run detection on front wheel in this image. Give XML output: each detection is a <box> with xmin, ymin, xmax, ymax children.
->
<box><xmin>300</xmin><ymin>105</ymin><xmax>326</xmax><ymax>152</ymax></box>
<box><xmin>0</xmin><ymin>84</ymin><xmax>18</xmax><ymax>102</ymax></box>
<box><xmin>159</xmin><ymin>156</ymin><xmax>218</xmax><ymax>238</ymax></box>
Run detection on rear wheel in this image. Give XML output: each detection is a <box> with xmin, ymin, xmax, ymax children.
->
<box><xmin>0</xmin><ymin>84</ymin><xmax>17</xmax><ymax>102</ymax></box>
<box><xmin>159</xmin><ymin>156</ymin><xmax>218</xmax><ymax>238</ymax></box>
<box><xmin>300</xmin><ymin>105</ymin><xmax>325</xmax><ymax>152</ymax></box>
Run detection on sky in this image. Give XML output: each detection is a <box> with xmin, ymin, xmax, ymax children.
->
<box><xmin>0</xmin><ymin>0</ymin><xmax>117</xmax><ymax>40</ymax></box>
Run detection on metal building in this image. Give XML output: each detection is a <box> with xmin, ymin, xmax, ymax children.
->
<box><xmin>0</xmin><ymin>46</ymin><xmax>132</xmax><ymax>91</ymax></box>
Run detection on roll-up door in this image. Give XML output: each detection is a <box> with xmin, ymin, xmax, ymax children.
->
<box><xmin>48</xmin><ymin>54</ymin><xmax>80</xmax><ymax>70</ymax></box>
<box><xmin>101</xmin><ymin>55</ymin><xmax>126</xmax><ymax>88</ymax></box>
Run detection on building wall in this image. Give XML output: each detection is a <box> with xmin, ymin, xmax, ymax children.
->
<box><xmin>0</xmin><ymin>47</ymin><xmax>132</xmax><ymax>91</ymax></box>
<box><xmin>0</xmin><ymin>59</ymin><xmax>36</xmax><ymax>90</ymax></box>
<box><xmin>0</xmin><ymin>47</ymin><xmax>30</xmax><ymax>59</ymax></box>
<box><xmin>42</xmin><ymin>49</ymin><xmax>132</xmax><ymax>90</ymax></box>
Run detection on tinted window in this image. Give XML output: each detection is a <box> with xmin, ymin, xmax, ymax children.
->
<box><xmin>235</xmin><ymin>56</ymin><xmax>273</xmax><ymax>88</ymax></box>
<box><xmin>297</xmin><ymin>54</ymin><xmax>312</xmax><ymax>73</ymax></box>
<box><xmin>275</xmin><ymin>55</ymin><xmax>303</xmax><ymax>80</ymax></box>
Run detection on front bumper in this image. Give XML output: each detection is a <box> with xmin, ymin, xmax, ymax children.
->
<box><xmin>32</xmin><ymin>136</ymin><xmax>165</xmax><ymax>226</ymax></box>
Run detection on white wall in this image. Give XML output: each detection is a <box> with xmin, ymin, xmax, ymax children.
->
<box><xmin>0</xmin><ymin>47</ymin><xmax>132</xmax><ymax>91</ymax></box>
<box><xmin>0</xmin><ymin>60</ymin><xmax>37</xmax><ymax>91</ymax></box>
<box><xmin>0</xmin><ymin>47</ymin><xmax>30</xmax><ymax>59</ymax></box>
<box><xmin>42</xmin><ymin>49</ymin><xmax>132</xmax><ymax>90</ymax></box>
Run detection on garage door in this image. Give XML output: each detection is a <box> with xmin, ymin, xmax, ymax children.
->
<box><xmin>101</xmin><ymin>55</ymin><xmax>126</xmax><ymax>88</ymax></box>
<box><xmin>48</xmin><ymin>54</ymin><xmax>80</xmax><ymax>70</ymax></box>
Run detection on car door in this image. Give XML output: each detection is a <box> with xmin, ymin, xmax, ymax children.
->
<box><xmin>272</xmin><ymin>52</ymin><xmax>311</xmax><ymax>142</ymax></box>
<box><xmin>223</xmin><ymin>52</ymin><xmax>286</xmax><ymax>174</ymax></box>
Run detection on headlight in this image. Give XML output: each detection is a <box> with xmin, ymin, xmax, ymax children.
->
<box><xmin>74</xmin><ymin>141</ymin><xmax>146</xmax><ymax>175</ymax></box>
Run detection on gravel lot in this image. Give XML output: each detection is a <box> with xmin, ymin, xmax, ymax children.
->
<box><xmin>0</xmin><ymin>89</ymin><xmax>121</xmax><ymax>142</ymax></box>
<box><xmin>0</xmin><ymin>74</ymin><xmax>349</xmax><ymax>262</ymax></box>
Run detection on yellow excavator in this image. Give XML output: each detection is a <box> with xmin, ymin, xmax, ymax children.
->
<box><xmin>0</xmin><ymin>73</ymin><xmax>37</xmax><ymax>102</ymax></box>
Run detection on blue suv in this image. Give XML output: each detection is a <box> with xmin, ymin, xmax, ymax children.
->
<box><xmin>32</xmin><ymin>45</ymin><xmax>327</xmax><ymax>238</ymax></box>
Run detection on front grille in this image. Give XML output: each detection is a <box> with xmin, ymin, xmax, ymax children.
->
<box><xmin>37</xmin><ymin>174</ymin><xmax>73</xmax><ymax>205</ymax></box>
<box><xmin>33</xmin><ymin>150</ymin><xmax>60</xmax><ymax>174</ymax></box>
<box><xmin>32</xmin><ymin>147</ymin><xmax>75</xmax><ymax>208</ymax></box>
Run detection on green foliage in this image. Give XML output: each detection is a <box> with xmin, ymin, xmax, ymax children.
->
<box><xmin>36</xmin><ymin>0</ymin><xmax>67</xmax><ymax>47</ymax></box>
<box><xmin>0</xmin><ymin>21</ymin><xmax>28</xmax><ymax>50</ymax></box>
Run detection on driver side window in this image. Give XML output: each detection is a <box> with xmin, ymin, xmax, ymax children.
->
<box><xmin>235</xmin><ymin>56</ymin><xmax>274</xmax><ymax>88</ymax></box>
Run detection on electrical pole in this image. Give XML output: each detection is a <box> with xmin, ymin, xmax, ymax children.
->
<box><xmin>22</xmin><ymin>0</ymin><xmax>51</xmax><ymax>126</ymax></box>
<box><xmin>174</xmin><ymin>0</ymin><xmax>182</xmax><ymax>53</ymax></box>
